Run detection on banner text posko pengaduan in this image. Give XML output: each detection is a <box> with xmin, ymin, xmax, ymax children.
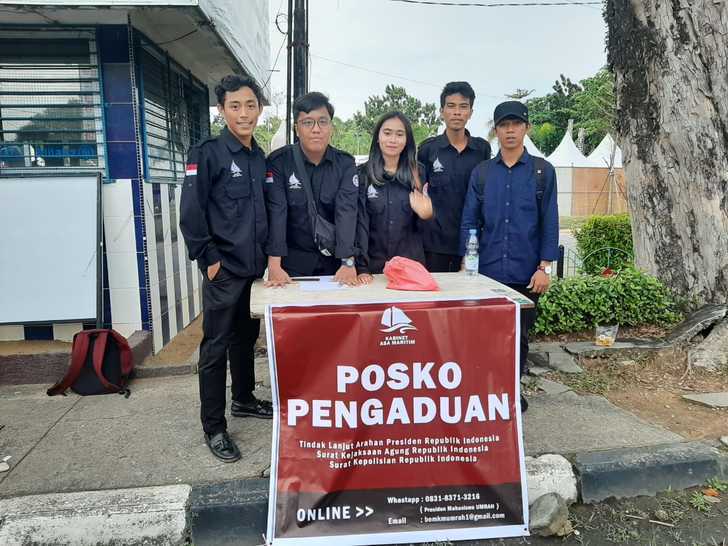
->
<box><xmin>287</xmin><ymin>361</ymin><xmax>511</xmax><ymax>428</ymax></box>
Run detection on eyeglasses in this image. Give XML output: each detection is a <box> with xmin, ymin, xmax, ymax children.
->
<box><xmin>297</xmin><ymin>118</ymin><xmax>331</xmax><ymax>130</ymax></box>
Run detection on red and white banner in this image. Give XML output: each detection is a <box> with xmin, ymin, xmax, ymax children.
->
<box><xmin>265</xmin><ymin>298</ymin><xmax>528</xmax><ymax>545</ymax></box>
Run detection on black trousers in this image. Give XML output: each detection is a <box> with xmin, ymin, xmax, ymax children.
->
<box><xmin>425</xmin><ymin>251</ymin><xmax>461</xmax><ymax>273</ymax></box>
<box><xmin>198</xmin><ymin>267</ymin><xmax>260</xmax><ymax>435</ymax></box>
<box><xmin>506</xmin><ymin>284</ymin><xmax>540</xmax><ymax>377</ymax></box>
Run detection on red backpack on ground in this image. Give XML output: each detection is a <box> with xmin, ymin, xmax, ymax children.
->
<box><xmin>47</xmin><ymin>329</ymin><xmax>133</xmax><ymax>397</ymax></box>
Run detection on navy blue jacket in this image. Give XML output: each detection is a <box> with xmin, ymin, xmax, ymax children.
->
<box><xmin>460</xmin><ymin>150</ymin><xmax>559</xmax><ymax>285</ymax></box>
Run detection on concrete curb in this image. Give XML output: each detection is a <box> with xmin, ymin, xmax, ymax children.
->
<box><xmin>186</xmin><ymin>442</ymin><xmax>728</xmax><ymax>544</ymax></box>
<box><xmin>133</xmin><ymin>362</ymin><xmax>195</xmax><ymax>379</ymax></box>
<box><xmin>0</xmin><ymin>484</ymin><xmax>190</xmax><ymax>546</ymax></box>
<box><xmin>189</xmin><ymin>479</ymin><xmax>269</xmax><ymax>546</ymax></box>
<box><xmin>2</xmin><ymin>442</ymin><xmax>726</xmax><ymax>545</ymax></box>
<box><xmin>574</xmin><ymin>440</ymin><xmax>728</xmax><ymax>503</ymax></box>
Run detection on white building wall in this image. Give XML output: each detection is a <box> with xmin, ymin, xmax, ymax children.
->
<box><xmin>104</xmin><ymin>179</ymin><xmax>144</xmax><ymax>338</ymax></box>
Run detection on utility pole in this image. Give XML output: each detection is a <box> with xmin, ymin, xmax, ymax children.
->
<box><xmin>285</xmin><ymin>0</ymin><xmax>293</xmax><ymax>144</ymax></box>
<box><xmin>292</xmin><ymin>0</ymin><xmax>308</xmax><ymax>108</ymax></box>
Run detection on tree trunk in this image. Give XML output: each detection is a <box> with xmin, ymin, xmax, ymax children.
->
<box><xmin>605</xmin><ymin>0</ymin><xmax>728</xmax><ymax>306</ymax></box>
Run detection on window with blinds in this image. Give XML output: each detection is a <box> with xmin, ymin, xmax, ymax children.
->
<box><xmin>0</xmin><ymin>29</ymin><xmax>105</xmax><ymax>174</ymax></box>
<box><xmin>137</xmin><ymin>36</ymin><xmax>210</xmax><ymax>183</ymax></box>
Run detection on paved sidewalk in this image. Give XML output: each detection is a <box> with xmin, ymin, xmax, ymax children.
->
<box><xmin>2</xmin><ymin>363</ymin><xmax>725</xmax><ymax>545</ymax></box>
<box><xmin>0</xmin><ymin>370</ymin><xmax>683</xmax><ymax>499</ymax></box>
<box><xmin>0</xmin><ymin>375</ymin><xmax>271</xmax><ymax>498</ymax></box>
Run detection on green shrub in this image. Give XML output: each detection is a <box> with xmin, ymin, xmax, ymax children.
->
<box><xmin>535</xmin><ymin>268</ymin><xmax>682</xmax><ymax>335</ymax></box>
<box><xmin>574</xmin><ymin>214</ymin><xmax>633</xmax><ymax>275</ymax></box>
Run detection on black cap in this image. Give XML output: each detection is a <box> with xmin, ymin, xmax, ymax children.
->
<box><xmin>493</xmin><ymin>100</ymin><xmax>529</xmax><ymax>126</ymax></box>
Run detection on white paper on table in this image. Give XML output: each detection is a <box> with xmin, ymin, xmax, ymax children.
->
<box><xmin>296</xmin><ymin>275</ymin><xmax>351</xmax><ymax>292</ymax></box>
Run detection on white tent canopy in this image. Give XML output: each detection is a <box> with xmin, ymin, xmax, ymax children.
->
<box><xmin>547</xmin><ymin>128</ymin><xmax>595</xmax><ymax>168</ymax></box>
<box><xmin>588</xmin><ymin>133</ymin><xmax>623</xmax><ymax>169</ymax></box>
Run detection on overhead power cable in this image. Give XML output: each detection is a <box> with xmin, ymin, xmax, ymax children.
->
<box><xmin>263</xmin><ymin>2</ymin><xmax>289</xmax><ymax>90</ymax></box>
<box><xmin>311</xmin><ymin>53</ymin><xmax>503</xmax><ymax>99</ymax></box>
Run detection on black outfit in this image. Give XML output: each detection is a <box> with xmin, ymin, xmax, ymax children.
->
<box><xmin>417</xmin><ymin>131</ymin><xmax>490</xmax><ymax>272</ymax></box>
<box><xmin>180</xmin><ymin>127</ymin><xmax>268</xmax><ymax>436</ymax></box>
<box><xmin>264</xmin><ymin>144</ymin><xmax>359</xmax><ymax>276</ymax></box>
<box><xmin>356</xmin><ymin>163</ymin><xmax>428</xmax><ymax>274</ymax></box>
<box><xmin>507</xmin><ymin>284</ymin><xmax>540</xmax><ymax>376</ymax></box>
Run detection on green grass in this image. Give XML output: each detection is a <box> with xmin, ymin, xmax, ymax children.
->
<box><xmin>688</xmin><ymin>491</ymin><xmax>713</xmax><ymax>513</ymax></box>
<box><xmin>551</xmin><ymin>369</ymin><xmax>612</xmax><ymax>396</ymax></box>
<box><xmin>706</xmin><ymin>477</ymin><xmax>728</xmax><ymax>492</ymax></box>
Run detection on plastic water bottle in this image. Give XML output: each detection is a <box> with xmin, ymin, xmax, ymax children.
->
<box><xmin>465</xmin><ymin>229</ymin><xmax>479</xmax><ymax>276</ymax></box>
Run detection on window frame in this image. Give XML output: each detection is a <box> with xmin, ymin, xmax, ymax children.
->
<box><xmin>0</xmin><ymin>27</ymin><xmax>106</xmax><ymax>177</ymax></box>
<box><xmin>135</xmin><ymin>31</ymin><xmax>210</xmax><ymax>185</ymax></box>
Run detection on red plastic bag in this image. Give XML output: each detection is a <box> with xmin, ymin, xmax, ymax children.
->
<box><xmin>383</xmin><ymin>256</ymin><xmax>440</xmax><ymax>291</ymax></box>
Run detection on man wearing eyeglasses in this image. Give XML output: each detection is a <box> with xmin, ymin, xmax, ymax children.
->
<box><xmin>265</xmin><ymin>92</ymin><xmax>359</xmax><ymax>286</ymax></box>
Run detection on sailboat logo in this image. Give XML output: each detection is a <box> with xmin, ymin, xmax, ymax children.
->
<box><xmin>230</xmin><ymin>160</ymin><xmax>243</xmax><ymax>178</ymax></box>
<box><xmin>288</xmin><ymin>173</ymin><xmax>302</xmax><ymax>190</ymax></box>
<box><xmin>380</xmin><ymin>306</ymin><xmax>417</xmax><ymax>334</ymax></box>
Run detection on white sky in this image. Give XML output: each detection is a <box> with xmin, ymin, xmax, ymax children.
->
<box><xmin>262</xmin><ymin>0</ymin><xmax>607</xmax><ymax>135</ymax></box>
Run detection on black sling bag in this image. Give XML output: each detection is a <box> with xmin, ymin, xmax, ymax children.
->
<box><xmin>292</xmin><ymin>144</ymin><xmax>337</xmax><ymax>257</ymax></box>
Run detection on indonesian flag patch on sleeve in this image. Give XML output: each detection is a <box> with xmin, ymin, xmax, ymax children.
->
<box><xmin>265</xmin><ymin>170</ymin><xmax>274</xmax><ymax>184</ymax></box>
<box><xmin>185</xmin><ymin>164</ymin><xmax>198</xmax><ymax>176</ymax></box>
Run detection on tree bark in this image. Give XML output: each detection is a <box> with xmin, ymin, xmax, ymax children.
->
<box><xmin>605</xmin><ymin>0</ymin><xmax>728</xmax><ymax>306</ymax></box>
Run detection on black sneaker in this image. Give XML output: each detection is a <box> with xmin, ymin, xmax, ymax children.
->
<box><xmin>231</xmin><ymin>397</ymin><xmax>274</xmax><ymax>419</ymax></box>
<box><xmin>205</xmin><ymin>431</ymin><xmax>241</xmax><ymax>463</ymax></box>
<box><xmin>520</xmin><ymin>394</ymin><xmax>529</xmax><ymax>413</ymax></box>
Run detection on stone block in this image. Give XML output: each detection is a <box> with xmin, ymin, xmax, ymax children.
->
<box><xmin>527</xmin><ymin>351</ymin><xmax>549</xmax><ymax>369</ymax></box>
<box><xmin>529</xmin><ymin>493</ymin><xmax>571</xmax><ymax>537</ymax></box>
<box><xmin>528</xmin><ymin>365</ymin><xmax>550</xmax><ymax>377</ymax></box>
<box><xmin>546</xmin><ymin>351</ymin><xmax>583</xmax><ymax>374</ymax></box>
<box><xmin>688</xmin><ymin>320</ymin><xmax>728</xmax><ymax>372</ymax></box>
<box><xmin>530</xmin><ymin>342</ymin><xmax>565</xmax><ymax>353</ymax></box>
<box><xmin>564</xmin><ymin>340</ymin><xmax>666</xmax><ymax>359</ymax></box>
<box><xmin>537</xmin><ymin>378</ymin><xmax>571</xmax><ymax>396</ymax></box>
<box><xmin>526</xmin><ymin>454</ymin><xmax>578</xmax><ymax>506</ymax></box>
<box><xmin>575</xmin><ymin>441</ymin><xmax>726</xmax><ymax>503</ymax></box>
<box><xmin>682</xmin><ymin>392</ymin><xmax>728</xmax><ymax>409</ymax></box>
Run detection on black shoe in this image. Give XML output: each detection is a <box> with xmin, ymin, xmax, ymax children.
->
<box><xmin>520</xmin><ymin>394</ymin><xmax>529</xmax><ymax>413</ymax></box>
<box><xmin>205</xmin><ymin>431</ymin><xmax>241</xmax><ymax>463</ymax></box>
<box><xmin>231</xmin><ymin>397</ymin><xmax>274</xmax><ymax>419</ymax></box>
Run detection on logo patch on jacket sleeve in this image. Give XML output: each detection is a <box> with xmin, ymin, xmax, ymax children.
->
<box><xmin>185</xmin><ymin>164</ymin><xmax>198</xmax><ymax>176</ymax></box>
<box><xmin>352</xmin><ymin>174</ymin><xmax>359</xmax><ymax>188</ymax></box>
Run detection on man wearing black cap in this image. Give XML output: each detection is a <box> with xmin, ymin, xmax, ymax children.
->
<box><xmin>459</xmin><ymin>100</ymin><xmax>559</xmax><ymax>411</ymax></box>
